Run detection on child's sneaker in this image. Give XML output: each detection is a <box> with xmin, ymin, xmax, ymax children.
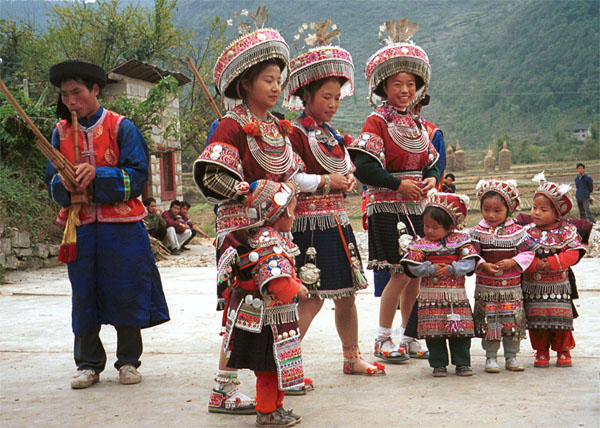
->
<box><xmin>118</xmin><ymin>364</ymin><xmax>142</xmax><ymax>385</ymax></box>
<box><xmin>374</xmin><ymin>337</ymin><xmax>410</xmax><ymax>363</ymax></box>
<box><xmin>432</xmin><ymin>366</ymin><xmax>448</xmax><ymax>377</ymax></box>
<box><xmin>557</xmin><ymin>351</ymin><xmax>572</xmax><ymax>367</ymax></box>
<box><xmin>456</xmin><ymin>366</ymin><xmax>474</xmax><ymax>376</ymax></box>
<box><xmin>505</xmin><ymin>357</ymin><xmax>524</xmax><ymax>371</ymax></box>
<box><xmin>256</xmin><ymin>410</ymin><xmax>297</xmax><ymax>427</ymax></box>
<box><xmin>534</xmin><ymin>350</ymin><xmax>550</xmax><ymax>368</ymax></box>
<box><xmin>485</xmin><ymin>358</ymin><xmax>500</xmax><ymax>373</ymax></box>
<box><xmin>70</xmin><ymin>369</ymin><xmax>99</xmax><ymax>389</ymax></box>
<box><xmin>275</xmin><ymin>407</ymin><xmax>302</xmax><ymax>423</ymax></box>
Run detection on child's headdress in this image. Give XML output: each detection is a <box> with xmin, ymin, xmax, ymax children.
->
<box><xmin>214</xmin><ymin>6</ymin><xmax>290</xmax><ymax>110</ymax></box>
<box><xmin>365</xmin><ymin>18</ymin><xmax>430</xmax><ymax>107</ymax></box>
<box><xmin>427</xmin><ymin>190</ymin><xmax>470</xmax><ymax>227</ymax></box>
<box><xmin>282</xmin><ymin>19</ymin><xmax>354</xmax><ymax>110</ymax></box>
<box><xmin>532</xmin><ymin>171</ymin><xmax>572</xmax><ymax>217</ymax></box>
<box><xmin>476</xmin><ymin>179</ymin><xmax>521</xmax><ymax>214</ymax></box>
<box><xmin>246</xmin><ymin>180</ymin><xmax>296</xmax><ymax>226</ymax></box>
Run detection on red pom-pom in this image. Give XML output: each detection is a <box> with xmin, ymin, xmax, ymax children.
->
<box><xmin>58</xmin><ymin>243</ymin><xmax>77</xmax><ymax>264</ymax></box>
<box><xmin>243</xmin><ymin>122</ymin><xmax>261</xmax><ymax>137</ymax></box>
<box><xmin>343</xmin><ymin>133</ymin><xmax>353</xmax><ymax>145</ymax></box>
<box><xmin>301</xmin><ymin>116</ymin><xmax>316</xmax><ymax>131</ymax></box>
<box><xmin>279</xmin><ymin>119</ymin><xmax>293</xmax><ymax>136</ymax></box>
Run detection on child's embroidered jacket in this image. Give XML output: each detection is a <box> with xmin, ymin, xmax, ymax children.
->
<box><xmin>218</xmin><ymin>226</ymin><xmax>304</xmax><ymax>390</ymax></box>
<box><xmin>470</xmin><ymin>219</ymin><xmax>536</xmax><ymax>341</ymax></box>
<box><xmin>522</xmin><ymin>221</ymin><xmax>585</xmax><ymax>331</ymax></box>
<box><xmin>402</xmin><ymin>232</ymin><xmax>480</xmax><ymax>339</ymax></box>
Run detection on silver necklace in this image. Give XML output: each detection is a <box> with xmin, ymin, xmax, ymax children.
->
<box><xmin>308</xmin><ymin>129</ymin><xmax>353</xmax><ymax>175</ymax></box>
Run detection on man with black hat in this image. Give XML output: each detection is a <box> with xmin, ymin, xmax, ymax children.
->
<box><xmin>45</xmin><ymin>60</ymin><xmax>170</xmax><ymax>389</ymax></box>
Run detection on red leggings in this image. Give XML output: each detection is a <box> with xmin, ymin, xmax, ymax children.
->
<box><xmin>254</xmin><ymin>371</ymin><xmax>284</xmax><ymax>414</ymax></box>
<box><xmin>529</xmin><ymin>329</ymin><xmax>576</xmax><ymax>352</ymax></box>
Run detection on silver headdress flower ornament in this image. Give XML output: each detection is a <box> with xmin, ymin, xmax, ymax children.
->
<box><xmin>282</xmin><ymin>19</ymin><xmax>354</xmax><ymax>111</ymax></box>
<box><xmin>365</xmin><ymin>18</ymin><xmax>431</xmax><ymax>108</ymax></box>
<box><xmin>532</xmin><ymin>171</ymin><xmax>573</xmax><ymax>217</ymax></box>
<box><xmin>213</xmin><ymin>6</ymin><xmax>290</xmax><ymax>111</ymax></box>
<box><xmin>476</xmin><ymin>179</ymin><xmax>521</xmax><ymax>214</ymax></box>
<box><xmin>426</xmin><ymin>189</ymin><xmax>470</xmax><ymax>227</ymax></box>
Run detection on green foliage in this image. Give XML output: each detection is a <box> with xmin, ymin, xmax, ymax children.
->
<box><xmin>0</xmin><ymin>85</ymin><xmax>56</xmax><ymax>174</ymax></box>
<box><xmin>0</xmin><ymin>162</ymin><xmax>61</xmax><ymax>241</ymax></box>
<box><xmin>104</xmin><ymin>76</ymin><xmax>181</xmax><ymax>149</ymax></box>
<box><xmin>178</xmin><ymin>15</ymin><xmax>227</xmax><ymax>168</ymax></box>
<box><xmin>582</xmin><ymin>122</ymin><xmax>600</xmax><ymax>160</ymax></box>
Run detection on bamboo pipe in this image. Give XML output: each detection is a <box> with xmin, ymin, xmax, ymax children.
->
<box><xmin>0</xmin><ymin>79</ymin><xmax>78</xmax><ymax>186</ymax></box>
<box><xmin>186</xmin><ymin>57</ymin><xmax>222</xmax><ymax>119</ymax></box>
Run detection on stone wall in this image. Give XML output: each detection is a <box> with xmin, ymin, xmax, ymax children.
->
<box><xmin>0</xmin><ymin>224</ymin><xmax>61</xmax><ymax>272</ymax></box>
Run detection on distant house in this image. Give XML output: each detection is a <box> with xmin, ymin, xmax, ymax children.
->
<box><xmin>103</xmin><ymin>59</ymin><xmax>190</xmax><ymax>211</ymax></box>
<box><xmin>567</xmin><ymin>123</ymin><xmax>591</xmax><ymax>142</ymax></box>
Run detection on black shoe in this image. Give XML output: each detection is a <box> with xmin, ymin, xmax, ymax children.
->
<box><xmin>456</xmin><ymin>365</ymin><xmax>474</xmax><ymax>376</ymax></box>
<box><xmin>170</xmin><ymin>249</ymin><xmax>181</xmax><ymax>255</ymax></box>
<box><xmin>181</xmin><ymin>246</ymin><xmax>190</xmax><ymax>251</ymax></box>
<box><xmin>432</xmin><ymin>366</ymin><xmax>448</xmax><ymax>377</ymax></box>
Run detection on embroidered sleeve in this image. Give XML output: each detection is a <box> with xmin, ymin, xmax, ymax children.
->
<box><xmin>217</xmin><ymin>246</ymin><xmax>239</xmax><ymax>286</ymax></box>
<box><xmin>402</xmin><ymin>248</ymin><xmax>426</xmax><ymax>264</ymax></box>
<box><xmin>348</xmin><ymin>131</ymin><xmax>386</xmax><ymax>168</ymax></box>
<box><xmin>202</xmin><ymin>165</ymin><xmax>241</xmax><ymax>200</ymax></box>
<box><xmin>45</xmin><ymin>128</ymin><xmax>71</xmax><ymax>207</ymax></box>
<box><xmin>457</xmin><ymin>242</ymin><xmax>480</xmax><ymax>261</ymax></box>
<box><xmin>252</xmin><ymin>253</ymin><xmax>295</xmax><ymax>297</ymax></box>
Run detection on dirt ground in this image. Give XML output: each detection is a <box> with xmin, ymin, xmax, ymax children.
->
<box><xmin>1</xmin><ymin>239</ymin><xmax>599</xmax><ymax>428</ymax></box>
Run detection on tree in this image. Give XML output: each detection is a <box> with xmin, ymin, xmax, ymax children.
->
<box><xmin>178</xmin><ymin>16</ymin><xmax>227</xmax><ymax>168</ymax></box>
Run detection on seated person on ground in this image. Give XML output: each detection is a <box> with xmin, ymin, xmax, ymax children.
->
<box><xmin>143</xmin><ymin>197</ymin><xmax>167</xmax><ymax>241</ymax></box>
<box><xmin>161</xmin><ymin>200</ymin><xmax>193</xmax><ymax>255</ymax></box>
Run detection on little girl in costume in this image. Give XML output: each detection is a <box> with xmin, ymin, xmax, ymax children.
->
<box><xmin>470</xmin><ymin>180</ymin><xmax>536</xmax><ymax>373</ymax></box>
<box><xmin>217</xmin><ymin>179</ymin><xmax>309</xmax><ymax>427</ymax></box>
<box><xmin>523</xmin><ymin>173</ymin><xmax>586</xmax><ymax>368</ymax></box>
<box><xmin>401</xmin><ymin>192</ymin><xmax>479</xmax><ymax>377</ymax></box>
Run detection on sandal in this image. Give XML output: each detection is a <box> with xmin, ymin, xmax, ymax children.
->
<box><xmin>343</xmin><ymin>344</ymin><xmax>385</xmax><ymax>375</ymax></box>
<box><xmin>284</xmin><ymin>377</ymin><xmax>314</xmax><ymax>396</ymax></box>
<box><xmin>343</xmin><ymin>360</ymin><xmax>386</xmax><ymax>376</ymax></box>
<box><xmin>374</xmin><ymin>337</ymin><xmax>410</xmax><ymax>363</ymax></box>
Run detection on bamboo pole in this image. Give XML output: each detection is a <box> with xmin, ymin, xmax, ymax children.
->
<box><xmin>186</xmin><ymin>57</ymin><xmax>222</xmax><ymax>120</ymax></box>
<box><xmin>70</xmin><ymin>111</ymin><xmax>88</xmax><ymax>204</ymax></box>
<box><xmin>0</xmin><ymin>78</ymin><xmax>78</xmax><ymax>186</ymax></box>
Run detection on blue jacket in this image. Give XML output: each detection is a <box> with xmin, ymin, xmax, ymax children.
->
<box><xmin>575</xmin><ymin>173</ymin><xmax>593</xmax><ymax>200</ymax></box>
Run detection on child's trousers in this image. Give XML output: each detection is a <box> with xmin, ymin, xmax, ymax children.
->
<box><xmin>529</xmin><ymin>329</ymin><xmax>575</xmax><ymax>352</ymax></box>
<box><xmin>426</xmin><ymin>337</ymin><xmax>471</xmax><ymax>368</ymax></box>
<box><xmin>482</xmin><ymin>336</ymin><xmax>520</xmax><ymax>359</ymax></box>
<box><xmin>254</xmin><ymin>371</ymin><xmax>284</xmax><ymax>414</ymax></box>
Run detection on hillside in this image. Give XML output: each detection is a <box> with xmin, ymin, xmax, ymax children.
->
<box><xmin>2</xmin><ymin>0</ymin><xmax>599</xmax><ymax>155</ymax></box>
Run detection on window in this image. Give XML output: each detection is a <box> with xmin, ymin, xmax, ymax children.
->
<box><xmin>160</xmin><ymin>151</ymin><xmax>176</xmax><ymax>200</ymax></box>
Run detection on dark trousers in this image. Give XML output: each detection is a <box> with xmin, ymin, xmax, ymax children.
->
<box><xmin>404</xmin><ymin>302</ymin><xmax>418</xmax><ymax>338</ymax></box>
<box><xmin>425</xmin><ymin>337</ymin><xmax>471</xmax><ymax>368</ymax></box>
<box><xmin>577</xmin><ymin>199</ymin><xmax>595</xmax><ymax>223</ymax></box>
<box><xmin>74</xmin><ymin>326</ymin><xmax>143</xmax><ymax>373</ymax></box>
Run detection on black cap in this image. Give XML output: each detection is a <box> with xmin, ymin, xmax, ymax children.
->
<box><xmin>49</xmin><ymin>60</ymin><xmax>107</xmax><ymax>88</ymax></box>
<box><xmin>419</xmin><ymin>94</ymin><xmax>430</xmax><ymax>106</ymax></box>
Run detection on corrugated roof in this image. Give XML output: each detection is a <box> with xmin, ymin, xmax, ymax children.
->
<box><xmin>108</xmin><ymin>59</ymin><xmax>190</xmax><ymax>86</ymax></box>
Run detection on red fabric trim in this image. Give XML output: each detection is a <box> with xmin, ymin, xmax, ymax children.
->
<box><xmin>547</xmin><ymin>249</ymin><xmax>580</xmax><ymax>271</ymax></box>
<box><xmin>268</xmin><ymin>276</ymin><xmax>301</xmax><ymax>302</ymax></box>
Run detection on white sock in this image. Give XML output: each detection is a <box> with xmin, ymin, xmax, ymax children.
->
<box><xmin>377</xmin><ymin>326</ymin><xmax>393</xmax><ymax>340</ymax></box>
